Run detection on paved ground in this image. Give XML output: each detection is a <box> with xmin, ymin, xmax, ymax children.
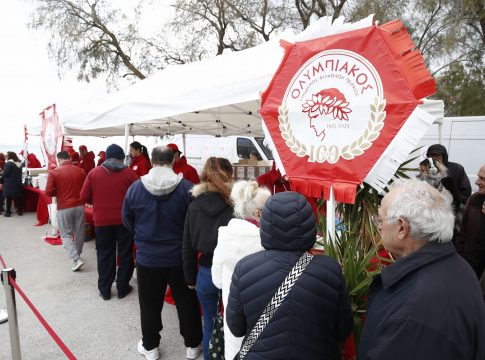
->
<box><xmin>0</xmin><ymin>212</ymin><xmax>203</xmax><ymax>360</ymax></box>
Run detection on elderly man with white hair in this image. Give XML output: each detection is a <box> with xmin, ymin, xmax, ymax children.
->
<box><xmin>359</xmin><ymin>179</ymin><xmax>485</xmax><ymax>360</ymax></box>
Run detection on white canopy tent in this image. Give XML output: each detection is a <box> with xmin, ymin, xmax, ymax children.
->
<box><xmin>61</xmin><ymin>16</ymin><xmax>375</xmax><ymax>138</ymax></box>
<box><xmin>62</xmin><ymin>33</ymin><xmax>290</xmax><ymax>138</ymax></box>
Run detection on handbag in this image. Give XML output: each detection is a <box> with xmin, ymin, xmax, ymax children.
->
<box><xmin>236</xmin><ymin>251</ymin><xmax>313</xmax><ymax>360</ymax></box>
<box><xmin>208</xmin><ymin>291</ymin><xmax>225</xmax><ymax>359</ymax></box>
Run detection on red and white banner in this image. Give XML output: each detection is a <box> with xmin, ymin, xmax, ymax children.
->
<box><xmin>261</xmin><ymin>19</ymin><xmax>437</xmax><ymax>204</ymax></box>
<box><xmin>40</xmin><ymin>104</ymin><xmax>63</xmax><ymax>169</ymax></box>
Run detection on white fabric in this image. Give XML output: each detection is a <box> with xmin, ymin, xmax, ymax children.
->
<box><xmin>60</xmin><ymin>16</ymin><xmax>374</xmax><ymax>138</ymax></box>
<box><xmin>212</xmin><ymin>218</ymin><xmax>264</xmax><ymax>360</ymax></box>
<box><xmin>364</xmin><ymin>99</ymin><xmax>444</xmax><ymax>193</ymax></box>
<box><xmin>141</xmin><ymin>166</ymin><xmax>183</xmax><ymax>196</ymax></box>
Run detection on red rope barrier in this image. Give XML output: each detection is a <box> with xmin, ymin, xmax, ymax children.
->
<box><xmin>0</xmin><ymin>254</ymin><xmax>77</xmax><ymax>359</ymax></box>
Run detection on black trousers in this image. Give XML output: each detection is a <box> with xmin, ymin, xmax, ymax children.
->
<box><xmin>6</xmin><ymin>195</ymin><xmax>23</xmax><ymax>214</ymax></box>
<box><xmin>137</xmin><ymin>264</ymin><xmax>202</xmax><ymax>350</ymax></box>
<box><xmin>95</xmin><ymin>224</ymin><xmax>134</xmax><ymax>296</ymax></box>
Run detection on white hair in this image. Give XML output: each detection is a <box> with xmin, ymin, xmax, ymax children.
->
<box><xmin>231</xmin><ymin>180</ymin><xmax>271</xmax><ymax>219</ymax></box>
<box><xmin>387</xmin><ymin>179</ymin><xmax>455</xmax><ymax>243</ymax></box>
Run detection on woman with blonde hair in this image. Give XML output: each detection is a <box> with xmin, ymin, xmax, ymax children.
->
<box><xmin>212</xmin><ymin>180</ymin><xmax>271</xmax><ymax>359</ymax></box>
<box><xmin>183</xmin><ymin>157</ymin><xmax>234</xmax><ymax>360</ymax></box>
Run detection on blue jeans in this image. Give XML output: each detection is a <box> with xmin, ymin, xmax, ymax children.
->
<box><xmin>196</xmin><ymin>266</ymin><xmax>218</xmax><ymax>360</ymax></box>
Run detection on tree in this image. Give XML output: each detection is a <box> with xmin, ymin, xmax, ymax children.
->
<box><xmin>29</xmin><ymin>0</ymin><xmax>485</xmax><ymax>117</ymax></box>
<box><xmin>436</xmin><ymin>63</ymin><xmax>485</xmax><ymax>116</ymax></box>
<box><xmin>226</xmin><ymin>0</ymin><xmax>294</xmax><ymax>41</ymax></box>
<box><xmin>294</xmin><ymin>0</ymin><xmax>348</xmax><ymax>29</ymax></box>
<box><xmin>30</xmin><ymin>0</ymin><xmax>156</xmax><ymax>85</ymax></box>
<box><xmin>171</xmin><ymin>0</ymin><xmax>249</xmax><ymax>56</ymax></box>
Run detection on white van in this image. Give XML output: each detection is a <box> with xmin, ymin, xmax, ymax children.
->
<box><xmin>415</xmin><ymin>116</ymin><xmax>485</xmax><ymax>192</ymax></box>
<box><xmin>161</xmin><ymin>135</ymin><xmax>274</xmax><ymax>173</ymax></box>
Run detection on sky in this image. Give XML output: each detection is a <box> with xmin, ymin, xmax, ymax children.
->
<box><xmin>0</xmin><ymin>0</ymin><xmax>173</xmax><ymax>155</ymax></box>
<box><xmin>0</xmin><ymin>1</ymin><xmax>111</xmax><ymax>148</ymax></box>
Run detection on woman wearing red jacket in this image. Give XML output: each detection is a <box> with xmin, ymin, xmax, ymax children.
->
<box><xmin>129</xmin><ymin>141</ymin><xmax>151</xmax><ymax>177</ymax></box>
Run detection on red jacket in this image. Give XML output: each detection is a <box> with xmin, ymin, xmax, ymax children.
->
<box><xmin>130</xmin><ymin>155</ymin><xmax>151</xmax><ymax>177</ymax></box>
<box><xmin>80</xmin><ymin>162</ymin><xmax>138</xmax><ymax>226</ymax></box>
<box><xmin>97</xmin><ymin>156</ymin><xmax>105</xmax><ymax>166</ymax></box>
<box><xmin>45</xmin><ymin>161</ymin><xmax>86</xmax><ymax>210</ymax></box>
<box><xmin>80</xmin><ymin>151</ymin><xmax>95</xmax><ymax>174</ymax></box>
<box><xmin>173</xmin><ymin>156</ymin><xmax>200</xmax><ymax>184</ymax></box>
<box><xmin>27</xmin><ymin>154</ymin><xmax>42</xmax><ymax>168</ymax></box>
<box><xmin>256</xmin><ymin>167</ymin><xmax>289</xmax><ymax>194</ymax></box>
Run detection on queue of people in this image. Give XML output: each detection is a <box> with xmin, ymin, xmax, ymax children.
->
<box><xmin>1</xmin><ymin>141</ymin><xmax>485</xmax><ymax>360</ymax></box>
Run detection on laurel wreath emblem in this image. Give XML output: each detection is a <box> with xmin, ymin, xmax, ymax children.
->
<box><xmin>278</xmin><ymin>97</ymin><xmax>386</xmax><ymax>162</ymax></box>
<box><xmin>278</xmin><ymin>105</ymin><xmax>307</xmax><ymax>157</ymax></box>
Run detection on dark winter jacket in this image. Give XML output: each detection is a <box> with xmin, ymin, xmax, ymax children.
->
<box><xmin>359</xmin><ymin>242</ymin><xmax>485</xmax><ymax>360</ymax></box>
<box><xmin>426</xmin><ymin>144</ymin><xmax>471</xmax><ymax>205</ymax></box>
<box><xmin>122</xmin><ymin>165</ymin><xmax>193</xmax><ymax>268</ymax></box>
<box><xmin>182</xmin><ymin>183</ymin><xmax>233</xmax><ymax>285</ymax></box>
<box><xmin>455</xmin><ymin>192</ymin><xmax>485</xmax><ymax>279</ymax></box>
<box><xmin>226</xmin><ymin>192</ymin><xmax>353</xmax><ymax>360</ymax></box>
<box><xmin>2</xmin><ymin>160</ymin><xmax>23</xmax><ymax>197</ymax></box>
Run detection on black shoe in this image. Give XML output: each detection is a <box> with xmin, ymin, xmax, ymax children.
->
<box><xmin>4</xmin><ymin>212</ymin><xmax>11</xmax><ymax>217</ymax></box>
<box><xmin>16</xmin><ymin>210</ymin><xmax>23</xmax><ymax>216</ymax></box>
<box><xmin>117</xmin><ymin>285</ymin><xmax>133</xmax><ymax>299</ymax></box>
<box><xmin>99</xmin><ymin>292</ymin><xmax>111</xmax><ymax>301</ymax></box>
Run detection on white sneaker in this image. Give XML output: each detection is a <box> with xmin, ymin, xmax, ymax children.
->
<box><xmin>0</xmin><ymin>308</ymin><xmax>8</xmax><ymax>324</ymax></box>
<box><xmin>71</xmin><ymin>259</ymin><xmax>84</xmax><ymax>271</ymax></box>
<box><xmin>186</xmin><ymin>344</ymin><xmax>202</xmax><ymax>359</ymax></box>
<box><xmin>137</xmin><ymin>340</ymin><xmax>160</xmax><ymax>360</ymax></box>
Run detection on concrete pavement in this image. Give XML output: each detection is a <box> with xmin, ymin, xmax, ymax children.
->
<box><xmin>0</xmin><ymin>213</ymin><xmax>203</xmax><ymax>360</ymax></box>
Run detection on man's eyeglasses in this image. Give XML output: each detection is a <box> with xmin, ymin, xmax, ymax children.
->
<box><xmin>371</xmin><ymin>215</ymin><xmax>394</xmax><ymax>228</ymax></box>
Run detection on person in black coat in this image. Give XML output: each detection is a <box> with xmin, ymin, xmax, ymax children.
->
<box><xmin>426</xmin><ymin>144</ymin><xmax>471</xmax><ymax>208</ymax></box>
<box><xmin>182</xmin><ymin>157</ymin><xmax>234</xmax><ymax>360</ymax></box>
<box><xmin>455</xmin><ymin>164</ymin><xmax>485</xmax><ymax>281</ymax></box>
<box><xmin>226</xmin><ymin>191</ymin><xmax>353</xmax><ymax>360</ymax></box>
<box><xmin>2</xmin><ymin>152</ymin><xmax>24</xmax><ymax>217</ymax></box>
<box><xmin>359</xmin><ymin>179</ymin><xmax>485</xmax><ymax>360</ymax></box>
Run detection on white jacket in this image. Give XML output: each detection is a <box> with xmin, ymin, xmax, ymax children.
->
<box><xmin>212</xmin><ymin>218</ymin><xmax>264</xmax><ymax>359</ymax></box>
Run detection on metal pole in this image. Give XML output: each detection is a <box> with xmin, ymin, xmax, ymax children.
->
<box><xmin>124</xmin><ymin>124</ymin><xmax>131</xmax><ymax>166</ymax></box>
<box><xmin>326</xmin><ymin>186</ymin><xmax>336</xmax><ymax>243</ymax></box>
<box><xmin>1</xmin><ymin>268</ymin><xmax>21</xmax><ymax>360</ymax></box>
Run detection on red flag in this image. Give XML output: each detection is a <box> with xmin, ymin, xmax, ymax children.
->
<box><xmin>261</xmin><ymin>20</ymin><xmax>436</xmax><ymax>204</ymax></box>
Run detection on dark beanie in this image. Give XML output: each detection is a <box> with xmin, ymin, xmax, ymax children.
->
<box><xmin>106</xmin><ymin>144</ymin><xmax>125</xmax><ymax>160</ymax></box>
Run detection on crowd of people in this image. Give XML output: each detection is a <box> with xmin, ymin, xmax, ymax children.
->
<box><xmin>1</xmin><ymin>141</ymin><xmax>485</xmax><ymax>360</ymax></box>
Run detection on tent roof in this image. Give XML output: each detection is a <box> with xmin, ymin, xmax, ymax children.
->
<box><xmin>62</xmin><ymin>33</ymin><xmax>290</xmax><ymax>137</ymax></box>
<box><xmin>61</xmin><ymin>16</ymin><xmax>375</xmax><ymax>137</ymax></box>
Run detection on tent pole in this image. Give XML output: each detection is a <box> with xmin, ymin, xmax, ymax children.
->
<box><xmin>182</xmin><ymin>134</ymin><xmax>187</xmax><ymax>154</ymax></box>
<box><xmin>326</xmin><ymin>186</ymin><xmax>336</xmax><ymax>243</ymax></box>
<box><xmin>438</xmin><ymin>121</ymin><xmax>443</xmax><ymax>144</ymax></box>
<box><xmin>124</xmin><ymin>124</ymin><xmax>130</xmax><ymax>153</ymax></box>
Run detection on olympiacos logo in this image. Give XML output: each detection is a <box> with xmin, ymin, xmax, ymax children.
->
<box><xmin>279</xmin><ymin>49</ymin><xmax>386</xmax><ymax>163</ymax></box>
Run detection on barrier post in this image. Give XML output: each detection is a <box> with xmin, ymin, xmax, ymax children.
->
<box><xmin>1</xmin><ymin>268</ymin><xmax>22</xmax><ymax>360</ymax></box>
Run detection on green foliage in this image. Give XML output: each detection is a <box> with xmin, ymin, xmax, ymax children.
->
<box><xmin>316</xmin><ymin>150</ymin><xmax>421</xmax><ymax>349</ymax></box>
<box><xmin>435</xmin><ymin>63</ymin><xmax>485</xmax><ymax>116</ymax></box>
<box><xmin>320</xmin><ymin>226</ymin><xmax>384</xmax><ymax>349</ymax></box>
